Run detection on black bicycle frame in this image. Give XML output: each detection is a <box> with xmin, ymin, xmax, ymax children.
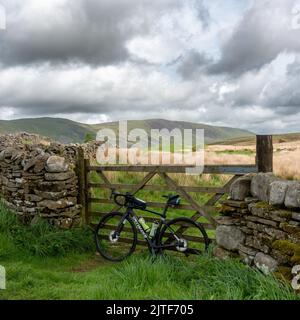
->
<box><xmin>114</xmin><ymin>205</ymin><xmax>180</xmax><ymax>250</ymax></box>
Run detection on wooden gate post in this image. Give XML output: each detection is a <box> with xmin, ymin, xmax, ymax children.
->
<box><xmin>76</xmin><ymin>147</ymin><xmax>89</xmax><ymax>225</ymax></box>
<box><xmin>84</xmin><ymin>158</ymin><xmax>91</xmax><ymax>225</ymax></box>
<box><xmin>256</xmin><ymin>135</ymin><xmax>273</xmax><ymax>173</ymax></box>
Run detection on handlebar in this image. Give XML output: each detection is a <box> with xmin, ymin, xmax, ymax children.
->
<box><xmin>110</xmin><ymin>189</ymin><xmax>180</xmax><ymax>209</ymax></box>
<box><xmin>110</xmin><ymin>189</ymin><xmax>137</xmax><ymax>207</ymax></box>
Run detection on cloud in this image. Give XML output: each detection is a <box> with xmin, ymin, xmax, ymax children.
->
<box><xmin>221</xmin><ymin>52</ymin><xmax>300</xmax><ymax>113</ymax></box>
<box><xmin>0</xmin><ymin>0</ymin><xmax>184</xmax><ymax>66</ymax></box>
<box><xmin>0</xmin><ymin>0</ymin><xmax>300</xmax><ymax>134</ymax></box>
<box><xmin>177</xmin><ymin>50</ymin><xmax>212</xmax><ymax>79</ymax></box>
<box><xmin>210</xmin><ymin>0</ymin><xmax>300</xmax><ymax>75</ymax></box>
<box><xmin>0</xmin><ymin>63</ymin><xmax>198</xmax><ymax>117</ymax></box>
<box><xmin>126</xmin><ymin>1</ymin><xmax>210</xmax><ymax>65</ymax></box>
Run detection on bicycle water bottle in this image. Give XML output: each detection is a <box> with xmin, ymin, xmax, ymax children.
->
<box><xmin>149</xmin><ymin>221</ymin><xmax>159</xmax><ymax>239</ymax></box>
<box><xmin>138</xmin><ymin>217</ymin><xmax>150</xmax><ymax>233</ymax></box>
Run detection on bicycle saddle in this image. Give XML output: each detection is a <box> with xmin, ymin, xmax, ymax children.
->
<box><xmin>163</xmin><ymin>194</ymin><xmax>181</xmax><ymax>206</ymax></box>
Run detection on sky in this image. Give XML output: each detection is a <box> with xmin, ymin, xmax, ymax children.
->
<box><xmin>0</xmin><ymin>0</ymin><xmax>300</xmax><ymax>133</ymax></box>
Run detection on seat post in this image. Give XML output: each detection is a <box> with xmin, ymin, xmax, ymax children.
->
<box><xmin>162</xmin><ymin>203</ymin><xmax>169</xmax><ymax>217</ymax></box>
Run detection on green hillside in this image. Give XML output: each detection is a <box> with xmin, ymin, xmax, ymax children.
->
<box><xmin>0</xmin><ymin>118</ymin><xmax>95</xmax><ymax>144</ymax></box>
<box><xmin>91</xmin><ymin>119</ymin><xmax>254</xmax><ymax>145</ymax></box>
<box><xmin>0</xmin><ymin>117</ymin><xmax>254</xmax><ymax>144</ymax></box>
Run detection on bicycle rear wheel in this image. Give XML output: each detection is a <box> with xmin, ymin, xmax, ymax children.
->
<box><xmin>95</xmin><ymin>212</ymin><xmax>137</xmax><ymax>262</ymax></box>
<box><xmin>158</xmin><ymin>217</ymin><xmax>210</xmax><ymax>258</ymax></box>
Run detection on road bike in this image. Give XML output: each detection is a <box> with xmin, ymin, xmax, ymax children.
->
<box><xmin>94</xmin><ymin>190</ymin><xmax>210</xmax><ymax>261</ymax></box>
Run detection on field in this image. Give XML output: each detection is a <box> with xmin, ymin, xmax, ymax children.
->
<box><xmin>0</xmin><ymin>202</ymin><xmax>298</xmax><ymax>300</ymax></box>
<box><xmin>206</xmin><ymin>137</ymin><xmax>300</xmax><ymax>180</ymax></box>
<box><xmin>101</xmin><ymin>132</ymin><xmax>300</xmax><ymax>181</ymax></box>
<box><xmin>1</xmin><ymin>134</ymin><xmax>300</xmax><ymax>300</ymax></box>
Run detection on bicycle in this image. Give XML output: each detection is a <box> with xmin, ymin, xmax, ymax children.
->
<box><xmin>94</xmin><ymin>190</ymin><xmax>210</xmax><ymax>261</ymax></box>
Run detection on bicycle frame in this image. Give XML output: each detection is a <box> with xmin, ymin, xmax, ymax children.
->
<box><xmin>115</xmin><ymin>205</ymin><xmax>181</xmax><ymax>251</ymax></box>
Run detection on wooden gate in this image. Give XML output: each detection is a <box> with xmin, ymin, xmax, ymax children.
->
<box><xmin>76</xmin><ymin>135</ymin><xmax>273</xmax><ymax>247</ymax></box>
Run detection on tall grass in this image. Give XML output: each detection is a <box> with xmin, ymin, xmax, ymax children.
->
<box><xmin>207</xmin><ymin>141</ymin><xmax>300</xmax><ymax>179</ymax></box>
<box><xmin>97</xmin><ymin>255</ymin><xmax>298</xmax><ymax>300</ymax></box>
<box><xmin>0</xmin><ymin>202</ymin><xmax>94</xmax><ymax>257</ymax></box>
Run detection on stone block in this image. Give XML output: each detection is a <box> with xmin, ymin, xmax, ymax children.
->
<box><xmin>38</xmin><ymin>197</ymin><xmax>77</xmax><ymax>210</ymax></box>
<box><xmin>269</xmin><ymin>180</ymin><xmax>292</xmax><ymax>206</ymax></box>
<box><xmin>230</xmin><ymin>176</ymin><xmax>252</xmax><ymax>201</ymax></box>
<box><xmin>245</xmin><ymin>215</ymin><xmax>278</xmax><ymax>228</ymax></box>
<box><xmin>251</xmin><ymin>173</ymin><xmax>280</xmax><ymax>202</ymax></box>
<box><xmin>285</xmin><ymin>182</ymin><xmax>300</xmax><ymax>209</ymax></box>
<box><xmin>46</xmin><ymin>156</ymin><xmax>69</xmax><ymax>173</ymax></box>
<box><xmin>34</xmin><ymin>190</ymin><xmax>68</xmax><ymax>201</ymax></box>
<box><xmin>216</xmin><ymin>225</ymin><xmax>245</xmax><ymax>251</ymax></box>
<box><xmin>254</xmin><ymin>253</ymin><xmax>278</xmax><ymax>273</ymax></box>
<box><xmin>45</xmin><ymin>171</ymin><xmax>75</xmax><ymax>181</ymax></box>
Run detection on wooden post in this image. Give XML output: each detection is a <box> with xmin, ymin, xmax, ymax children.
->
<box><xmin>76</xmin><ymin>147</ymin><xmax>88</xmax><ymax>225</ymax></box>
<box><xmin>84</xmin><ymin>158</ymin><xmax>91</xmax><ymax>225</ymax></box>
<box><xmin>256</xmin><ymin>135</ymin><xmax>273</xmax><ymax>173</ymax></box>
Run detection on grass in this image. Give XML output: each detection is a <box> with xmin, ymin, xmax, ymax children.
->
<box><xmin>215</xmin><ymin>149</ymin><xmax>254</xmax><ymax>156</ymax></box>
<box><xmin>207</xmin><ymin>138</ymin><xmax>300</xmax><ymax>179</ymax></box>
<box><xmin>0</xmin><ymin>202</ymin><xmax>299</xmax><ymax>300</ymax></box>
<box><xmin>0</xmin><ymin>203</ymin><xmax>94</xmax><ymax>258</ymax></box>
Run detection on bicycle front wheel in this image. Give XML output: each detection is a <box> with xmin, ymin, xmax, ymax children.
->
<box><xmin>95</xmin><ymin>212</ymin><xmax>137</xmax><ymax>262</ymax></box>
<box><xmin>158</xmin><ymin>217</ymin><xmax>210</xmax><ymax>258</ymax></box>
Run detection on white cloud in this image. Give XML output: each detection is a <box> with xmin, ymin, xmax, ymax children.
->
<box><xmin>0</xmin><ymin>0</ymin><xmax>299</xmax><ymax>134</ymax></box>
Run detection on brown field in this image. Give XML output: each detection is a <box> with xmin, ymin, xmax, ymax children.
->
<box><xmin>206</xmin><ymin>139</ymin><xmax>300</xmax><ymax>180</ymax></box>
<box><xmin>98</xmin><ymin>133</ymin><xmax>300</xmax><ymax>181</ymax></box>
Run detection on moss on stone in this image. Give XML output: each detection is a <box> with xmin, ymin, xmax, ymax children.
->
<box><xmin>255</xmin><ymin>201</ymin><xmax>273</xmax><ymax>210</ymax></box>
<box><xmin>275</xmin><ymin>210</ymin><xmax>293</xmax><ymax>219</ymax></box>
<box><xmin>291</xmin><ymin>254</ymin><xmax>300</xmax><ymax>265</ymax></box>
<box><xmin>272</xmin><ymin>240</ymin><xmax>300</xmax><ymax>267</ymax></box>
<box><xmin>220</xmin><ymin>205</ymin><xmax>236</xmax><ymax>216</ymax></box>
<box><xmin>272</xmin><ymin>240</ymin><xmax>297</xmax><ymax>256</ymax></box>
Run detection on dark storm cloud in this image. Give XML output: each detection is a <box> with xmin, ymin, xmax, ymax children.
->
<box><xmin>209</xmin><ymin>0</ymin><xmax>300</xmax><ymax>76</ymax></box>
<box><xmin>0</xmin><ymin>0</ymin><xmax>183</xmax><ymax>67</ymax></box>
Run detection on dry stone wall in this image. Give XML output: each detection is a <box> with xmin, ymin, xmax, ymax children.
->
<box><xmin>215</xmin><ymin>173</ymin><xmax>300</xmax><ymax>283</ymax></box>
<box><xmin>0</xmin><ymin>133</ymin><xmax>102</xmax><ymax>228</ymax></box>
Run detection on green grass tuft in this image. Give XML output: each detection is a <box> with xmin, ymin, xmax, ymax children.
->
<box><xmin>0</xmin><ymin>202</ymin><xmax>94</xmax><ymax>257</ymax></box>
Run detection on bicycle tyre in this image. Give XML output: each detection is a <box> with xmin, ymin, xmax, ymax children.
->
<box><xmin>95</xmin><ymin>212</ymin><xmax>137</xmax><ymax>262</ymax></box>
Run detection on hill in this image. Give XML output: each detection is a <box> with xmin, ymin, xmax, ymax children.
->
<box><xmin>0</xmin><ymin>118</ymin><xmax>95</xmax><ymax>144</ymax></box>
<box><xmin>0</xmin><ymin>117</ymin><xmax>254</xmax><ymax>144</ymax></box>
<box><xmin>212</xmin><ymin>132</ymin><xmax>300</xmax><ymax>146</ymax></box>
<box><xmin>91</xmin><ymin>119</ymin><xmax>254</xmax><ymax>145</ymax></box>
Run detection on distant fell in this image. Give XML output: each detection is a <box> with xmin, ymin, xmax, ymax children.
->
<box><xmin>0</xmin><ymin>117</ymin><xmax>94</xmax><ymax>144</ymax></box>
<box><xmin>0</xmin><ymin>117</ymin><xmax>254</xmax><ymax>144</ymax></box>
<box><xmin>91</xmin><ymin>119</ymin><xmax>254</xmax><ymax>144</ymax></box>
